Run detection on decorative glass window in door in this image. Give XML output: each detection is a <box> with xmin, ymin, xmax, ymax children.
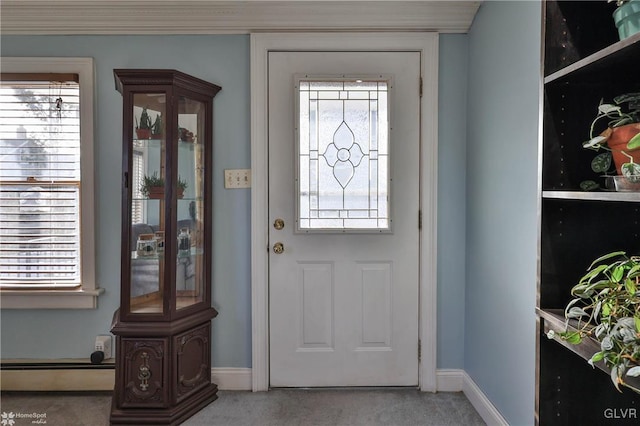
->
<box><xmin>297</xmin><ymin>78</ymin><xmax>390</xmax><ymax>231</ymax></box>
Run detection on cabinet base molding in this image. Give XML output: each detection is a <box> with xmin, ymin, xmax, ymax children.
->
<box><xmin>110</xmin><ymin>383</ymin><xmax>217</xmax><ymax>425</ymax></box>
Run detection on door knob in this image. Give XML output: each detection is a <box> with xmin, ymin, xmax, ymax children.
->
<box><xmin>273</xmin><ymin>218</ymin><xmax>285</xmax><ymax>230</ymax></box>
<box><xmin>273</xmin><ymin>242</ymin><xmax>284</xmax><ymax>254</ymax></box>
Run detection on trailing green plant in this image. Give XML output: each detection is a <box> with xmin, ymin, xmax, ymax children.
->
<box><xmin>548</xmin><ymin>251</ymin><xmax>640</xmax><ymax>394</ymax></box>
<box><xmin>139</xmin><ymin>172</ymin><xmax>188</xmax><ymax>198</ymax></box>
<box><xmin>136</xmin><ymin>107</ymin><xmax>153</xmax><ymax>131</ymax></box>
<box><xmin>580</xmin><ymin>93</ymin><xmax>640</xmax><ymax>191</ymax></box>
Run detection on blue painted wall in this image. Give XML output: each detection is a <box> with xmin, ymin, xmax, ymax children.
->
<box><xmin>437</xmin><ymin>34</ymin><xmax>468</xmax><ymax>369</ymax></box>
<box><xmin>0</xmin><ymin>35</ymin><xmax>252</xmax><ymax>368</ymax></box>
<box><xmin>465</xmin><ymin>1</ymin><xmax>540</xmax><ymax>424</ymax></box>
<box><xmin>0</xmin><ymin>33</ymin><xmax>471</xmax><ymax>372</ymax></box>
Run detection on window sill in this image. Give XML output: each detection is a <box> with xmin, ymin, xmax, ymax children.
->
<box><xmin>0</xmin><ymin>288</ymin><xmax>105</xmax><ymax>309</ymax></box>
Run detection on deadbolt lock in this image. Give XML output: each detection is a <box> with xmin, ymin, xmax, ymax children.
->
<box><xmin>273</xmin><ymin>242</ymin><xmax>284</xmax><ymax>254</ymax></box>
<box><xmin>273</xmin><ymin>218</ymin><xmax>285</xmax><ymax>230</ymax></box>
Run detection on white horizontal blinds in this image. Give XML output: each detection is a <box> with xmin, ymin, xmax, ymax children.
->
<box><xmin>131</xmin><ymin>142</ymin><xmax>145</xmax><ymax>225</ymax></box>
<box><xmin>0</xmin><ymin>74</ymin><xmax>82</xmax><ymax>289</ymax></box>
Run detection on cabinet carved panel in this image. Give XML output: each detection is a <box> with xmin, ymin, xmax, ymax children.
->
<box><xmin>175</xmin><ymin>323</ymin><xmax>211</xmax><ymax>402</ymax></box>
<box><xmin>121</xmin><ymin>339</ymin><xmax>168</xmax><ymax>408</ymax></box>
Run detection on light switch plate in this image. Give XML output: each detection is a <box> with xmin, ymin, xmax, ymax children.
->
<box><xmin>224</xmin><ymin>169</ymin><xmax>251</xmax><ymax>189</ymax></box>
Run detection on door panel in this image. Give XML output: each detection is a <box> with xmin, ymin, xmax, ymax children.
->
<box><xmin>269</xmin><ymin>51</ymin><xmax>420</xmax><ymax>387</ymax></box>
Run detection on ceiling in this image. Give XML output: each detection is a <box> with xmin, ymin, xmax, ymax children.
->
<box><xmin>1</xmin><ymin>1</ymin><xmax>482</xmax><ymax>35</ymax></box>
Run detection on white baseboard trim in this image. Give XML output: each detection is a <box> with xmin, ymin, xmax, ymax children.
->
<box><xmin>211</xmin><ymin>367</ymin><xmax>252</xmax><ymax>390</ymax></box>
<box><xmin>0</xmin><ymin>364</ymin><xmax>253</xmax><ymax>392</ymax></box>
<box><xmin>435</xmin><ymin>368</ymin><xmax>464</xmax><ymax>392</ymax></box>
<box><xmin>1</xmin><ymin>368</ymin><xmax>115</xmax><ymax>391</ymax></box>
<box><xmin>435</xmin><ymin>369</ymin><xmax>507</xmax><ymax>426</ymax></box>
<box><xmin>462</xmin><ymin>371</ymin><xmax>509</xmax><ymax>426</ymax></box>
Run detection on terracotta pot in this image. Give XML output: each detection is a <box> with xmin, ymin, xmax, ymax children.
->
<box><xmin>147</xmin><ymin>186</ymin><xmax>184</xmax><ymax>199</ymax></box>
<box><xmin>604</xmin><ymin>123</ymin><xmax>640</xmax><ymax>175</ymax></box>
<box><xmin>147</xmin><ymin>186</ymin><xmax>164</xmax><ymax>199</ymax></box>
<box><xmin>136</xmin><ymin>128</ymin><xmax>151</xmax><ymax>139</ymax></box>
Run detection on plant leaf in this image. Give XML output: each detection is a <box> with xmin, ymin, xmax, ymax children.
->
<box><xmin>627</xmin><ymin>366</ymin><xmax>640</xmax><ymax>377</ymax></box>
<box><xmin>598</xmin><ymin>103</ymin><xmax>620</xmax><ymax>115</ymax></box>
<box><xmin>611</xmin><ymin>365</ymin><xmax>622</xmax><ymax>392</ymax></box>
<box><xmin>588</xmin><ymin>252</ymin><xmax>626</xmax><ymax>269</ymax></box>
<box><xmin>589</xmin><ymin>351</ymin><xmax>605</xmax><ymax>366</ymax></box>
<box><xmin>583</xmin><ymin>135</ymin><xmax>608</xmax><ymax>148</ymax></box>
<box><xmin>612</xmin><ymin>266</ymin><xmax>625</xmax><ymax>283</ymax></box>
<box><xmin>579</xmin><ymin>180</ymin><xmax>600</xmax><ymax>191</ymax></box>
<box><xmin>614</xmin><ymin>92</ymin><xmax>640</xmax><ymax>105</ymax></box>
<box><xmin>621</xmin><ymin>162</ymin><xmax>640</xmax><ymax>179</ymax></box>
<box><xmin>591</xmin><ymin>152</ymin><xmax>612</xmax><ymax>173</ymax></box>
<box><xmin>625</xmin><ymin>278</ymin><xmax>637</xmax><ymax>295</ymax></box>
<box><xmin>628</xmin><ymin>132</ymin><xmax>640</xmax><ymax>150</ymax></box>
<box><xmin>566</xmin><ymin>307</ymin><xmax>589</xmax><ymax>319</ymax></box>
<box><xmin>593</xmin><ymin>301</ymin><xmax>602</xmax><ymax>320</ymax></box>
<box><xmin>635</xmin><ymin>316</ymin><xmax>640</xmax><ymax>333</ymax></box>
<box><xmin>565</xmin><ymin>332</ymin><xmax>582</xmax><ymax>345</ymax></box>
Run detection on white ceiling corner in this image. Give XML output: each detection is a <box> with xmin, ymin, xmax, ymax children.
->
<box><xmin>0</xmin><ymin>1</ymin><xmax>482</xmax><ymax>35</ymax></box>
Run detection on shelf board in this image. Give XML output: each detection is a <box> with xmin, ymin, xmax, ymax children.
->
<box><xmin>538</xmin><ymin>308</ymin><xmax>640</xmax><ymax>390</ymax></box>
<box><xmin>544</xmin><ymin>32</ymin><xmax>640</xmax><ymax>84</ymax></box>
<box><xmin>542</xmin><ymin>190</ymin><xmax>640</xmax><ymax>202</ymax></box>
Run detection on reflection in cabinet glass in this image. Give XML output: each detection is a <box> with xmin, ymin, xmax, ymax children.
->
<box><xmin>111</xmin><ymin>69</ymin><xmax>221</xmax><ymax>425</ymax></box>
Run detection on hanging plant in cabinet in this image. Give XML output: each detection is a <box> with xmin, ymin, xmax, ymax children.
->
<box><xmin>549</xmin><ymin>252</ymin><xmax>640</xmax><ymax>394</ymax></box>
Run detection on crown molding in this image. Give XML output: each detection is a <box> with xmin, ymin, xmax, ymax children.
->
<box><xmin>1</xmin><ymin>1</ymin><xmax>481</xmax><ymax>35</ymax></box>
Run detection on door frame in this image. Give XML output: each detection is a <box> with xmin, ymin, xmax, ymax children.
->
<box><xmin>250</xmin><ymin>32</ymin><xmax>439</xmax><ymax>392</ymax></box>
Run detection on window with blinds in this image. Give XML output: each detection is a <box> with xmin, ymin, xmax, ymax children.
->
<box><xmin>0</xmin><ymin>74</ymin><xmax>82</xmax><ymax>289</ymax></box>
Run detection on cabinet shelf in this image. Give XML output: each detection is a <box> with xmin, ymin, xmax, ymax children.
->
<box><xmin>542</xmin><ymin>190</ymin><xmax>640</xmax><ymax>202</ymax></box>
<box><xmin>132</xmin><ymin>196</ymin><xmax>203</xmax><ymax>202</ymax></box>
<box><xmin>131</xmin><ymin>248</ymin><xmax>203</xmax><ymax>261</ymax></box>
<box><xmin>544</xmin><ymin>31</ymin><xmax>640</xmax><ymax>83</ymax></box>
<box><xmin>538</xmin><ymin>308</ymin><xmax>640</xmax><ymax>391</ymax></box>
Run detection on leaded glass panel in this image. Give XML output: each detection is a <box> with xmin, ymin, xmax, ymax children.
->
<box><xmin>297</xmin><ymin>78</ymin><xmax>390</xmax><ymax>231</ymax></box>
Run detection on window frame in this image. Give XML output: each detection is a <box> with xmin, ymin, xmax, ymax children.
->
<box><xmin>0</xmin><ymin>57</ymin><xmax>101</xmax><ymax>309</ymax></box>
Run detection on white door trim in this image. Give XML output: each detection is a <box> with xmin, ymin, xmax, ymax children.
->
<box><xmin>250</xmin><ymin>32</ymin><xmax>438</xmax><ymax>392</ymax></box>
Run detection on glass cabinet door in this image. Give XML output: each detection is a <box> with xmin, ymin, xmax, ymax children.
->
<box><xmin>176</xmin><ymin>96</ymin><xmax>205</xmax><ymax>310</ymax></box>
<box><xmin>130</xmin><ymin>93</ymin><xmax>166</xmax><ymax>314</ymax></box>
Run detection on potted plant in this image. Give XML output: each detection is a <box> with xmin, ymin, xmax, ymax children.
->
<box><xmin>135</xmin><ymin>107</ymin><xmax>153</xmax><ymax>139</ymax></box>
<box><xmin>611</xmin><ymin>0</ymin><xmax>640</xmax><ymax>40</ymax></box>
<box><xmin>581</xmin><ymin>92</ymin><xmax>640</xmax><ymax>190</ymax></box>
<box><xmin>549</xmin><ymin>251</ymin><xmax>640</xmax><ymax>394</ymax></box>
<box><xmin>151</xmin><ymin>113</ymin><xmax>163</xmax><ymax>139</ymax></box>
<box><xmin>140</xmin><ymin>171</ymin><xmax>188</xmax><ymax>199</ymax></box>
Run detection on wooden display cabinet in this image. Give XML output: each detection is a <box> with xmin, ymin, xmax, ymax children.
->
<box><xmin>110</xmin><ymin>69</ymin><xmax>221</xmax><ymax>425</ymax></box>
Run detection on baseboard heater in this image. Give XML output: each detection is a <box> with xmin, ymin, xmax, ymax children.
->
<box><xmin>0</xmin><ymin>360</ymin><xmax>115</xmax><ymax>391</ymax></box>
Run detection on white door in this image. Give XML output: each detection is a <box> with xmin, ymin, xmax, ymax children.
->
<box><xmin>269</xmin><ymin>51</ymin><xmax>421</xmax><ymax>387</ymax></box>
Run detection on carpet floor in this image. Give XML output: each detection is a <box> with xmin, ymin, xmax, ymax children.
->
<box><xmin>0</xmin><ymin>388</ymin><xmax>486</xmax><ymax>425</ymax></box>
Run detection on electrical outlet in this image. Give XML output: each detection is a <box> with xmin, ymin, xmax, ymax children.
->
<box><xmin>95</xmin><ymin>335</ymin><xmax>112</xmax><ymax>360</ymax></box>
<box><xmin>224</xmin><ymin>169</ymin><xmax>251</xmax><ymax>189</ymax></box>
